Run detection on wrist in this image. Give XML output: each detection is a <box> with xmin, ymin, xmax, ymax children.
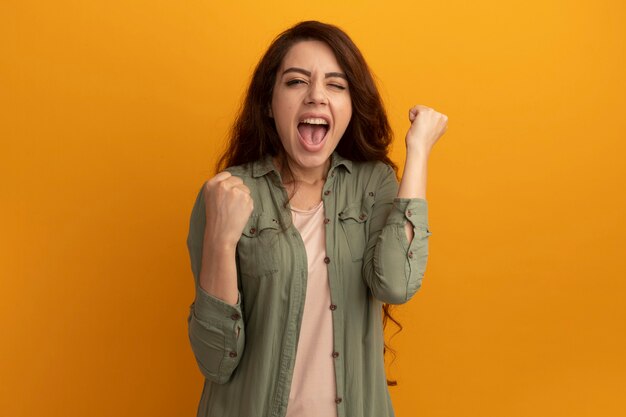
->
<box><xmin>405</xmin><ymin>146</ymin><xmax>430</xmax><ymax>162</ymax></box>
<box><xmin>203</xmin><ymin>233</ymin><xmax>238</xmax><ymax>254</ymax></box>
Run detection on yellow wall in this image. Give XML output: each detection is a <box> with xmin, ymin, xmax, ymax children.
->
<box><xmin>2</xmin><ymin>1</ymin><xmax>625</xmax><ymax>416</ymax></box>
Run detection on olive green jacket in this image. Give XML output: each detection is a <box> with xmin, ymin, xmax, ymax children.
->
<box><xmin>187</xmin><ymin>153</ymin><xmax>431</xmax><ymax>417</ymax></box>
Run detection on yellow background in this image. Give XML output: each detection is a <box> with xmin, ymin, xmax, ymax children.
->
<box><xmin>2</xmin><ymin>1</ymin><xmax>625</xmax><ymax>416</ymax></box>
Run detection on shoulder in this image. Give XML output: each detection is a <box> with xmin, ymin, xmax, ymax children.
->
<box><xmin>334</xmin><ymin>159</ymin><xmax>398</xmax><ymax>204</ymax></box>
<box><xmin>222</xmin><ymin>159</ymin><xmax>277</xmax><ymax>205</ymax></box>
<box><xmin>223</xmin><ymin>155</ymin><xmax>276</xmax><ymax>186</ymax></box>
<box><xmin>348</xmin><ymin>160</ymin><xmax>396</xmax><ymax>184</ymax></box>
<box><xmin>224</xmin><ymin>162</ymin><xmax>255</xmax><ymax>179</ymax></box>
<box><xmin>223</xmin><ymin>162</ymin><xmax>262</xmax><ymax>192</ymax></box>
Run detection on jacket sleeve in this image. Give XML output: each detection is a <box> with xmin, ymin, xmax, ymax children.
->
<box><xmin>362</xmin><ymin>164</ymin><xmax>433</xmax><ymax>305</ymax></box>
<box><xmin>186</xmin><ymin>185</ymin><xmax>245</xmax><ymax>384</ymax></box>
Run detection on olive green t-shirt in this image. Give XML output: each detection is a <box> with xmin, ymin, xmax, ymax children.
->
<box><xmin>187</xmin><ymin>152</ymin><xmax>432</xmax><ymax>417</ymax></box>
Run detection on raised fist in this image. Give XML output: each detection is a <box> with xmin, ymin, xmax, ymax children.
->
<box><xmin>202</xmin><ymin>171</ymin><xmax>254</xmax><ymax>248</ymax></box>
<box><xmin>405</xmin><ymin>104</ymin><xmax>448</xmax><ymax>154</ymax></box>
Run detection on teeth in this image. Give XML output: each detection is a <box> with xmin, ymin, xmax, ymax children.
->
<box><xmin>300</xmin><ymin>118</ymin><xmax>328</xmax><ymax>125</ymax></box>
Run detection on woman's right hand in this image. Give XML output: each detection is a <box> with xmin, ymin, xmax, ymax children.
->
<box><xmin>203</xmin><ymin>171</ymin><xmax>254</xmax><ymax>248</ymax></box>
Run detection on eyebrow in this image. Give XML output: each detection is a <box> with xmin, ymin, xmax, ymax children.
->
<box><xmin>282</xmin><ymin>67</ymin><xmax>348</xmax><ymax>80</ymax></box>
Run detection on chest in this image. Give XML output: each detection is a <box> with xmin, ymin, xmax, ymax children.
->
<box><xmin>236</xmin><ymin>173</ymin><xmax>377</xmax><ymax>281</ymax></box>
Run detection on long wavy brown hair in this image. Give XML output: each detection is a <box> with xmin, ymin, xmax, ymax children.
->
<box><xmin>216</xmin><ymin>20</ymin><xmax>403</xmax><ymax>385</ymax></box>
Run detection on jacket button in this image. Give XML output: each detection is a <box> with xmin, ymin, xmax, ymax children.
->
<box><xmin>324</xmin><ymin>218</ymin><xmax>330</xmax><ymax>224</ymax></box>
<box><xmin>408</xmin><ymin>251</ymin><xmax>414</xmax><ymax>259</ymax></box>
<box><xmin>332</xmin><ymin>351</ymin><xmax>339</xmax><ymax>358</ymax></box>
<box><xmin>329</xmin><ymin>304</ymin><xmax>337</xmax><ymax>311</ymax></box>
<box><xmin>249</xmin><ymin>227</ymin><xmax>257</xmax><ymax>234</ymax></box>
<box><xmin>407</xmin><ymin>210</ymin><xmax>412</xmax><ymax>217</ymax></box>
<box><xmin>335</xmin><ymin>398</ymin><xmax>342</xmax><ymax>404</ymax></box>
<box><xmin>359</xmin><ymin>213</ymin><xmax>367</xmax><ymax>220</ymax></box>
<box><xmin>231</xmin><ymin>313</ymin><xmax>241</xmax><ymax>321</ymax></box>
<box><xmin>229</xmin><ymin>351</ymin><xmax>237</xmax><ymax>358</ymax></box>
<box><xmin>324</xmin><ymin>190</ymin><xmax>331</xmax><ymax>196</ymax></box>
<box><xmin>324</xmin><ymin>257</ymin><xmax>330</xmax><ymax>264</ymax></box>
<box><xmin>369</xmin><ymin>191</ymin><xmax>375</xmax><ymax>197</ymax></box>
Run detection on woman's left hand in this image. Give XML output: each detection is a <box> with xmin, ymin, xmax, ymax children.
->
<box><xmin>405</xmin><ymin>104</ymin><xmax>448</xmax><ymax>155</ymax></box>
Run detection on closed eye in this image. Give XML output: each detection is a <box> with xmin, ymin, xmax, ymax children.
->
<box><xmin>329</xmin><ymin>83</ymin><xmax>347</xmax><ymax>90</ymax></box>
<box><xmin>286</xmin><ymin>79</ymin><xmax>307</xmax><ymax>87</ymax></box>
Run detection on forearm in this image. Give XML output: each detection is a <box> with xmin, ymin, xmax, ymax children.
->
<box><xmin>189</xmin><ymin>266</ymin><xmax>245</xmax><ymax>384</ymax></box>
<box><xmin>398</xmin><ymin>149</ymin><xmax>428</xmax><ymax>199</ymax></box>
<box><xmin>397</xmin><ymin>150</ymin><xmax>429</xmax><ymax>242</ymax></box>
<box><xmin>363</xmin><ymin>196</ymin><xmax>431</xmax><ymax>305</ymax></box>
<box><xmin>198</xmin><ymin>231</ymin><xmax>239</xmax><ymax>305</ymax></box>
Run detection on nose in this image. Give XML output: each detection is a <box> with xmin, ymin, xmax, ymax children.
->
<box><xmin>304</xmin><ymin>80</ymin><xmax>328</xmax><ymax>105</ymax></box>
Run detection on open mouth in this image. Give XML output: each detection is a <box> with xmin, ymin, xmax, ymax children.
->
<box><xmin>297</xmin><ymin>118</ymin><xmax>329</xmax><ymax>146</ymax></box>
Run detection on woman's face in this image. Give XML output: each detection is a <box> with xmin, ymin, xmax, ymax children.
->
<box><xmin>270</xmin><ymin>40</ymin><xmax>352</xmax><ymax>178</ymax></box>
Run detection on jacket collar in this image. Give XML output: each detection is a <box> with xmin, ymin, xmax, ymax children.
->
<box><xmin>251</xmin><ymin>152</ymin><xmax>353</xmax><ymax>178</ymax></box>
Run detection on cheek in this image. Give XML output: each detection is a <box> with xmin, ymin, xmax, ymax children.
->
<box><xmin>342</xmin><ymin>104</ymin><xmax>353</xmax><ymax>127</ymax></box>
<box><xmin>273</xmin><ymin>112</ymin><xmax>294</xmax><ymax>145</ymax></box>
<box><xmin>276</xmin><ymin>111</ymin><xmax>293</xmax><ymax>132</ymax></box>
<box><xmin>342</xmin><ymin>97</ymin><xmax>353</xmax><ymax>119</ymax></box>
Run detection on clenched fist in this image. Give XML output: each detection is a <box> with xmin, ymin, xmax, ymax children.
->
<box><xmin>405</xmin><ymin>104</ymin><xmax>448</xmax><ymax>155</ymax></box>
<box><xmin>202</xmin><ymin>171</ymin><xmax>254</xmax><ymax>248</ymax></box>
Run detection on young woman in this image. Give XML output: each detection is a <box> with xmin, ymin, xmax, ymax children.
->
<box><xmin>187</xmin><ymin>20</ymin><xmax>447</xmax><ymax>417</ymax></box>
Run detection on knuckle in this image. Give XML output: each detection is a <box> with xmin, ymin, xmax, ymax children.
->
<box><xmin>208</xmin><ymin>172</ymin><xmax>229</xmax><ymax>186</ymax></box>
<box><xmin>203</xmin><ymin>182</ymin><xmax>215</xmax><ymax>195</ymax></box>
<box><xmin>221</xmin><ymin>183</ymin><xmax>232</xmax><ymax>193</ymax></box>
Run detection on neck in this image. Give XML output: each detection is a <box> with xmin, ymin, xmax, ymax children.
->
<box><xmin>274</xmin><ymin>155</ymin><xmax>331</xmax><ymax>186</ymax></box>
